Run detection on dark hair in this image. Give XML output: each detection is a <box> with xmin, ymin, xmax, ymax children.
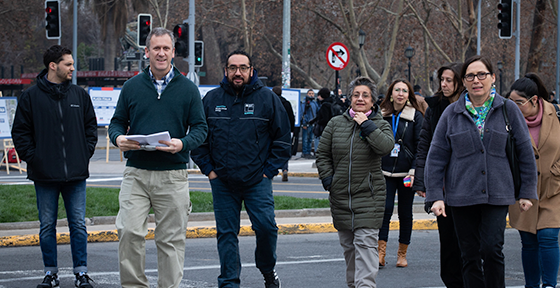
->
<box><xmin>317</xmin><ymin>87</ymin><xmax>330</xmax><ymax>99</ymax></box>
<box><xmin>146</xmin><ymin>27</ymin><xmax>174</xmax><ymax>50</ymax></box>
<box><xmin>413</xmin><ymin>85</ymin><xmax>422</xmax><ymax>92</ymax></box>
<box><xmin>272</xmin><ymin>86</ymin><xmax>282</xmax><ymax>96</ymax></box>
<box><xmin>461</xmin><ymin>55</ymin><xmax>494</xmax><ymax>79</ymax></box>
<box><xmin>509</xmin><ymin>72</ymin><xmax>549</xmax><ymax>101</ymax></box>
<box><xmin>226</xmin><ymin>50</ymin><xmax>252</xmax><ymax>67</ymax></box>
<box><xmin>436</xmin><ymin>62</ymin><xmax>464</xmax><ymax>100</ymax></box>
<box><xmin>43</xmin><ymin>45</ymin><xmax>72</xmax><ymax>68</ymax></box>
<box><xmin>380</xmin><ymin>79</ymin><xmax>424</xmax><ymax>116</ymax></box>
<box><xmin>347</xmin><ymin>77</ymin><xmax>378</xmax><ymax>104</ymax></box>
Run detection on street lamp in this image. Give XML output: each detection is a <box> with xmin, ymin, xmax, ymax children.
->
<box><xmin>404</xmin><ymin>46</ymin><xmax>415</xmax><ymax>83</ymax></box>
<box><xmin>359</xmin><ymin>30</ymin><xmax>366</xmax><ymax>49</ymax></box>
<box><xmin>497</xmin><ymin>60</ymin><xmax>503</xmax><ymax>95</ymax></box>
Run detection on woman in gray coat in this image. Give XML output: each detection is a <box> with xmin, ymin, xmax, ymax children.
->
<box><xmin>316</xmin><ymin>77</ymin><xmax>394</xmax><ymax>288</ymax></box>
<box><xmin>425</xmin><ymin>55</ymin><xmax>538</xmax><ymax>288</ymax></box>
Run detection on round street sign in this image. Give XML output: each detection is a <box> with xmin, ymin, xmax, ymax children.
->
<box><xmin>326</xmin><ymin>42</ymin><xmax>349</xmax><ymax>71</ymax></box>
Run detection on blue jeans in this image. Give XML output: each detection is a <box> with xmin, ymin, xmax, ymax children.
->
<box><xmin>210</xmin><ymin>177</ymin><xmax>278</xmax><ymax>288</ymax></box>
<box><xmin>379</xmin><ymin>176</ymin><xmax>414</xmax><ymax>244</ymax></box>
<box><xmin>519</xmin><ymin>228</ymin><xmax>560</xmax><ymax>288</ymax></box>
<box><xmin>301</xmin><ymin>126</ymin><xmax>314</xmax><ymax>155</ymax></box>
<box><xmin>35</xmin><ymin>180</ymin><xmax>88</xmax><ymax>275</ymax></box>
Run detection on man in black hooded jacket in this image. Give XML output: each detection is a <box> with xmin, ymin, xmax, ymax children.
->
<box><xmin>12</xmin><ymin>45</ymin><xmax>97</xmax><ymax>288</ymax></box>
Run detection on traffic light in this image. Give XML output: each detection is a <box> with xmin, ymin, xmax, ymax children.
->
<box><xmin>498</xmin><ymin>0</ymin><xmax>513</xmax><ymax>39</ymax></box>
<box><xmin>173</xmin><ymin>23</ymin><xmax>189</xmax><ymax>58</ymax></box>
<box><xmin>45</xmin><ymin>0</ymin><xmax>60</xmax><ymax>39</ymax></box>
<box><xmin>194</xmin><ymin>41</ymin><xmax>204</xmax><ymax>67</ymax></box>
<box><xmin>137</xmin><ymin>14</ymin><xmax>152</xmax><ymax>48</ymax></box>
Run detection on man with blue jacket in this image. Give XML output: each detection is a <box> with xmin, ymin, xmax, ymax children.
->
<box><xmin>191</xmin><ymin>50</ymin><xmax>291</xmax><ymax>288</ymax></box>
<box><xmin>300</xmin><ymin>89</ymin><xmax>319</xmax><ymax>158</ymax></box>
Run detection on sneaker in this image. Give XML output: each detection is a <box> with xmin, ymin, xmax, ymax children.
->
<box><xmin>74</xmin><ymin>272</ymin><xmax>94</xmax><ymax>288</ymax></box>
<box><xmin>263</xmin><ymin>270</ymin><xmax>280</xmax><ymax>288</ymax></box>
<box><xmin>37</xmin><ymin>272</ymin><xmax>59</xmax><ymax>288</ymax></box>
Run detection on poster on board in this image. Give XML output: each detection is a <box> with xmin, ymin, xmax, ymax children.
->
<box><xmin>0</xmin><ymin>97</ymin><xmax>18</xmax><ymax>139</ymax></box>
<box><xmin>89</xmin><ymin>87</ymin><xmax>121</xmax><ymax>126</ymax></box>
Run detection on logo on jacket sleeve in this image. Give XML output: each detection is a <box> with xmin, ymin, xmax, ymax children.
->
<box><xmin>244</xmin><ymin>103</ymin><xmax>254</xmax><ymax>115</ymax></box>
<box><xmin>215</xmin><ymin>105</ymin><xmax>227</xmax><ymax>112</ymax></box>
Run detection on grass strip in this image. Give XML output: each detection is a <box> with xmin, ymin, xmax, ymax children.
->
<box><xmin>0</xmin><ymin>185</ymin><xmax>329</xmax><ymax>223</ymax></box>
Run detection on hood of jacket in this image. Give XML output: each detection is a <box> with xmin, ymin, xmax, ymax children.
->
<box><xmin>36</xmin><ymin>69</ymin><xmax>71</xmax><ymax>100</ymax></box>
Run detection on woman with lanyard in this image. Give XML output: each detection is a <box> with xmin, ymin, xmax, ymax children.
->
<box><xmin>378</xmin><ymin>79</ymin><xmax>424</xmax><ymax>267</ymax></box>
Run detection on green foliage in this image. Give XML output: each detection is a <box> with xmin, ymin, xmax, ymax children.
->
<box><xmin>77</xmin><ymin>42</ymin><xmax>102</xmax><ymax>71</ymax></box>
<box><xmin>0</xmin><ymin>185</ymin><xmax>329</xmax><ymax>223</ymax></box>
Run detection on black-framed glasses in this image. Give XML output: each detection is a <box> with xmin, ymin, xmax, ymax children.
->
<box><xmin>226</xmin><ymin>65</ymin><xmax>251</xmax><ymax>73</ymax></box>
<box><xmin>464</xmin><ymin>72</ymin><xmax>491</xmax><ymax>82</ymax></box>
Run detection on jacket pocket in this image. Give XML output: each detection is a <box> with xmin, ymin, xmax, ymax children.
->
<box><xmin>486</xmin><ymin>130</ymin><xmax>508</xmax><ymax>157</ymax></box>
<box><xmin>448</xmin><ymin>131</ymin><xmax>476</xmax><ymax>158</ymax></box>
<box><xmin>548</xmin><ymin>160</ymin><xmax>560</xmax><ymax>198</ymax></box>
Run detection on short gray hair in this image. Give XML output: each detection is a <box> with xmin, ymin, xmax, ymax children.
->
<box><xmin>146</xmin><ymin>27</ymin><xmax>175</xmax><ymax>49</ymax></box>
<box><xmin>347</xmin><ymin>76</ymin><xmax>378</xmax><ymax>103</ymax></box>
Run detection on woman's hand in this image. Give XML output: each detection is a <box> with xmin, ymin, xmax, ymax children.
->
<box><xmin>431</xmin><ymin>200</ymin><xmax>446</xmax><ymax>217</ymax></box>
<box><xmin>519</xmin><ymin>198</ymin><xmax>533</xmax><ymax>212</ymax></box>
<box><xmin>416</xmin><ymin>191</ymin><xmax>426</xmax><ymax>197</ymax></box>
<box><xmin>353</xmin><ymin>112</ymin><xmax>368</xmax><ymax>125</ymax></box>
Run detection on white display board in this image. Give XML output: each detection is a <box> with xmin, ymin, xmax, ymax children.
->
<box><xmin>0</xmin><ymin>97</ymin><xmax>17</xmax><ymax>139</ymax></box>
<box><xmin>280</xmin><ymin>89</ymin><xmax>301</xmax><ymax>127</ymax></box>
<box><xmin>89</xmin><ymin>87</ymin><xmax>121</xmax><ymax>126</ymax></box>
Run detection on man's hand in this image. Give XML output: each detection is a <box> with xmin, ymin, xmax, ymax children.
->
<box><xmin>208</xmin><ymin>171</ymin><xmax>218</xmax><ymax>180</ymax></box>
<box><xmin>116</xmin><ymin>135</ymin><xmax>141</xmax><ymax>152</ymax></box>
<box><xmin>302</xmin><ymin>125</ymin><xmax>308</xmax><ymax>130</ymax></box>
<box><xmin>155</xmin><ymin>138</ymin><xmax>183</xmax><ymax>154</ymax></box>
<box><xmin>519</xmin><ymin>198</ymin><xmax>533</xmax><ymax>212</ymax></box>
<box><xmin>416</xmin><ymin>191</ymin><xmax>426</xmax><ymax>197</ymax></box>
<box><xmin>431</xmin><ymin>200</ymin><xmax>446</xmax><ymax>217</ymax></box>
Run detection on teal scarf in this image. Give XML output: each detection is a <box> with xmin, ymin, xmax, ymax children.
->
<box><xmin>465</xmin><ymin>88</ymin><xmax>496</xmax><ymax>140</ymax></box>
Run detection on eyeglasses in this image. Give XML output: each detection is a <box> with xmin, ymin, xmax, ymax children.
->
<box><xmin>394</xmin><ymin>88</ymin><xmax>408</xmax><ymax>93</ymax></box>
<box><xmin>226</xmin><ymin>65</ymin><xmax>251</xmax><ymax>73</ymax></box>
<box><xmin>513</xmin><ymin>98</ymin><xmax>532</xmax><ymax>106</ymax></box>
<box><xmin>351</xmin><ymin>93</ymin><xmax>371</xmax><ymax>99</ymax></box>
<box><xmin>464</xmin><ymin>72</ymin><xmax>491</xmax><ymax>82</ymax></box>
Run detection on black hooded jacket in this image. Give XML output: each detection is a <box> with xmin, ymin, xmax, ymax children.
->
<box><xmin>12</xmin><ymin>69</ymin><xmax>97</xmax><ymax>182</ymax></box>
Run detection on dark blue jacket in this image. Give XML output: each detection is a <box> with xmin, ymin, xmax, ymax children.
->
<box><xmin>191</xmin><ymin>70</ymin><xmax>291</xmax><ymax>188</ymax></box>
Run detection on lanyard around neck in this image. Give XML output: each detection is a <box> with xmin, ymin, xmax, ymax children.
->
<box><xmin>392</xmin><ymin>112</ymin><xmax>401</xmax><ymax>138</ymax></box>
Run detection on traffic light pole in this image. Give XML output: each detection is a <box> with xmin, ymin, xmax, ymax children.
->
<box><xmin>186</xmin><ymin>0</ymin><xmax>198</xmax><ymax>86</ymax></box>
<box><xmin>514</xmin><ymin>0</ymin><xmax>520</xmax><ymax>80</ymax></box>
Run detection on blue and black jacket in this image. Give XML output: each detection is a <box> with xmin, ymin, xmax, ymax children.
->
<box><xmin>191</xmin><ymin>70</ymin><xmax>291</xmax><ymax>188</ymax></box>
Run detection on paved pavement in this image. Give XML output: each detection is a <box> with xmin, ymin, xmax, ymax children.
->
<box><xmin>0</xmin><ymin>131</ymin><xmax>438</xmax><ymax>247</ymax></box>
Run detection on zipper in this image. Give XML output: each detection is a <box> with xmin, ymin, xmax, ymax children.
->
<box><xmin>57</xmin><ymin>101</ymin><xmax>68</xmax><ymax>180</ymax></box>
<box><xmin>348</xmin><ymin>123</ymin><xmax>357</xmax><ymax>230</ymax></box>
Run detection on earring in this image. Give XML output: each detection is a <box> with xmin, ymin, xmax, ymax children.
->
<box><xmin>406</xmin><ymin>100</ymin><xmax>410</xmax><ymax>105</ymax></box>
<box><xmin>390</xmin><ymin>97</ymin><xmax>393</xmax><ymax>102</ymax></box>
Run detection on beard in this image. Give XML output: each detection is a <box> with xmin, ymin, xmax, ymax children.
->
<box><xmin>230</xmin><ymin>75</ymin><xmax>248</xmax><ymax>91</ymax></box>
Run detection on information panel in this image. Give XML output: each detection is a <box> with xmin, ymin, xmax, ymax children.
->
<box><xmin>89</xmin><ymin>87</ymin><xmax>121</xmax><ymax>126</ymax></box>
<box><xmin>0</xmin><ymin>97</ymin><xmax>17</xmax><ymax>139</ymax></box>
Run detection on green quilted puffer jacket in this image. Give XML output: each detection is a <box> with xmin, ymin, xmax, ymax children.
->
<box><xmin>316</xmin><ymin>107</ymin><xmax>394</xmax><ymax>231</ymax></box>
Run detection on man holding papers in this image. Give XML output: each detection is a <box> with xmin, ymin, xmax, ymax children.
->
<box><xmin>108</xmin><ymin>27</ymin><xmax>207</xmax><ymax>288</ymax></box>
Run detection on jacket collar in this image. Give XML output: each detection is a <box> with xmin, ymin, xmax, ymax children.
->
<box><xmin>36</xmin><ymin>69</ymin><xmax>71</xmax><ymax>100</ymax></box>
<box><xmin>452</xmin><ymin>90</ymin><xmax>505</xmax><ymax>114</ymax></box>
<box><xmin>344</xmin><ymin>104</ymin><xmax>380</xmax><ymax>121</ymax></box>
<box><xmin>381</xmin><ymin>103</ymin><xmax>416</xmax><ymax>121</ymax></box>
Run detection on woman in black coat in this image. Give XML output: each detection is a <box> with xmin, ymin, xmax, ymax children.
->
<box><xmin>413</xmin><ymin>62</ymin><xmax>465</xmax><ymax>287</ymax></box>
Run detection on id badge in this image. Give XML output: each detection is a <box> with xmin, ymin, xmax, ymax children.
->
<box><xmin>390</xmin><ymin>143</ymin><xmax>400</xmax><ymax>157</ymax></box>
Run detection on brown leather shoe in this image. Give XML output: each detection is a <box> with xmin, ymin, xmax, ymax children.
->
<box><xmin>378</xmin><ymin>240</ymin><xmax>387</xmax><ymax>267</ymax></box>
<box><xmin>396</xmin><ymin>243</ymin><xmax>408</xmax><ymax>267</ymax></box>
<box><xmin>282</xmin><ymin>170</ymin><xmax>288</xmax><ymax>182</ymax></box>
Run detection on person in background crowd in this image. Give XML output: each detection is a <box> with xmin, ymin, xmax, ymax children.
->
<box><xmin>109</xmin><ymin>27</ymin><xmax>208</xmax><ymax>288</ymax></box>
<box><xmin>12</xmin><ymin>45</ymin><xmax>97</xmax><ymax>288</ymax></box>
<box><xmin>413</xmin><ymin>62</ymin><xmax>465</xmax><ymax>287</ymax></box>
<box><xmin>310</xmin><ymin>88</ymin><xmax>334</xmax><ymax>139</ymax></box>
<box><xmin>191</xmin><ymin>50</ymin><xmax>290</xmax><ymax>288</ymax></box>
<box><xmin>425</xmin><ymin>55</ymin><xmax>538</xmax><ymax>288</ymax></box>
<box><xmin>273</xmin><ymin>86</ymin><xmax>295</xmax><ymax>182</ymax></box>
<box><xmin>549</xmin><ymin>91</ymin><xmax>557</xmax><ymax>104</ymax></box>
<box><xmin>507</xmin><ymin>73</ymin><xmax>560</xmax><ymax>288</ymax></box>
<box><xmin>378</xmin><ymin>79</ymin><xmax>424</xmax><ymax>268</ymax></box>
<box><xmin>316</xmin><ymin>76</ymin><xmax>394</xmax><ymax>288</ymax></box>
<box><xmin>300</xmin><ymin>89</ymin><xmax>319</xmax><ymax>159</ymax></box>
<box><xmin>414</xmin><ymin>84</ymin><xmax>424</xmax><ymax>98</ymax></box>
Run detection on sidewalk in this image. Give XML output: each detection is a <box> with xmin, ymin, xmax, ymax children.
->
<box><xmin>0</xmin><ymin>131</ymin><xmax>439</xmax><ymax>247</ymax></box>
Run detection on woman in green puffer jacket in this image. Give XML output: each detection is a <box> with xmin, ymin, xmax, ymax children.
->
<box><xmin>316</xmin><ymin>76</ymin><xmax>394</xmax><ymax>288</ymax></box>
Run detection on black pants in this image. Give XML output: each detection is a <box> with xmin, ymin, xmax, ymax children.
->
<box><xmin>437</xmin><ymin>205</ymin><xmax>464</xmax><ymax>288</ymax></box>
<box><xmin>451</xmin><ymin>204</ymin><xmax>508</xmax><ymax>288</ymax></box>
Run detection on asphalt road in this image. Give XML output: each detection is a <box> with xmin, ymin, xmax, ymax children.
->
<box><xmin>0</xmin><ymin>229</ymin><xmax>532</xmax><ymax>288</ymax></box>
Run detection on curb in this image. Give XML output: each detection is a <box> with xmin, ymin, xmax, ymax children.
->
<box><xmin>0</xmin><ymin>219</ymin><xmax>441</xmax><ymax>247</ymax></box>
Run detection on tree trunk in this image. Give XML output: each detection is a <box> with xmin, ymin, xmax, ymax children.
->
<box><xmin>526</xmin><ymin>0</ymin><xmax>547</xmax><ymax>73</ymax></box>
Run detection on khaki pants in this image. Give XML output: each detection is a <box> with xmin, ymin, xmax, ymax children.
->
<box><xmin>338</xmin><ymin>228</ymin><xmax>379</xmax><ymax>288</ymax></box>
<box><xmin>116</xmin><ymin>167</ymin><xmax>191</xmax><ymax>288</ymax></box>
